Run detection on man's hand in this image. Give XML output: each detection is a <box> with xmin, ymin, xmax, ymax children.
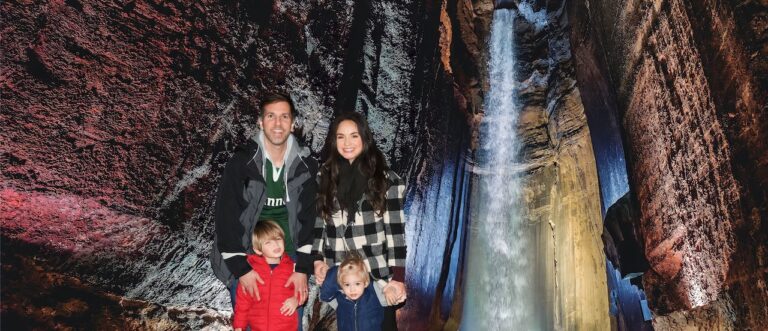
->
<box><xmin>314</xmin><ymin>261</ymin><xmax>329</xmax><ymax>285</ymax></box>
<box><xmin>239</xmin><ymin>270</ymin><xmax>264</xmax><ymax>301</ymax></box>
<box><xmin>280</xmin><ymin>297</ymin><xmax>299</xmax><ymax>316</ymax></box>
<box><xmin>285</xmin><ymin>272</ymin><xmax>309</xmax><ymax>304</ymax></box>
<box><xmin>383</xmin><ymin>280</ymin><xmax>407</xmax><ymax>305</ymax></box>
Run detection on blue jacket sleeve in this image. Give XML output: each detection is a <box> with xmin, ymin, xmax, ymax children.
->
<box><xmin>319</xmin><ymin>266</ymin><xmax>340</xmax><ymax>302</ymax></box>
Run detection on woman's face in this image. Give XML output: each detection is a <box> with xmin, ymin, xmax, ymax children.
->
<box><xmin>336</xmin><ymin>120</ymin><xmax>363</xmax><ymax>163</ymax></box>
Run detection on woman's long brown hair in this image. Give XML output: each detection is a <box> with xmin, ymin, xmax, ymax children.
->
<box><xmin>317</xmin><ymin>112</ymin><xmax>389</xmax><ymax>222</ymax></box>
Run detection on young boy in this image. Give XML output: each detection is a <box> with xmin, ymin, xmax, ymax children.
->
<box><xmin>319</xmin><ymin>255</ymin><xmax>384</xmax><ymax>331</ymax></box>
<box><xmin>233</xmin><ymin>220</ymin><xmax>298</xmax><ymax>331</ymax></box>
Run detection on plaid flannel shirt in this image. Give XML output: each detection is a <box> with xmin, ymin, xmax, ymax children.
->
<box><xmin>312</xmin><ymin>170</ymin><xmax>407</xmax><ymax>280</ymax></box>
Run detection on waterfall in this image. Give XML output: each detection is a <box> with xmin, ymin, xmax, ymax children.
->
<box><xmin>461</xmin><ymin>9</ymin><xmax>546</xmax><ymax>330</ymax></box>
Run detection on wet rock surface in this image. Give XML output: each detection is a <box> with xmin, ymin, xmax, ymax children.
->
<box><xmin>450</xmin><ymin>0</ymin><xmax>610</xmax><ymax>329</ymax></box>
<box><xmin>569</xmin><ymin>0</ymin><xmax>768</xmax><ymax>329</ymax></box>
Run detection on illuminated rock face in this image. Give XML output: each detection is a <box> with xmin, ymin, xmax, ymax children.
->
<box><xmin>4</xmin><ymin>0</ymin><xmax>764</xmax><ymax>330</ymax></box>
<box><xmin>2</xmin><ymin>0</ymin><xmax>611</xmax><ymax>329</ymax></box>
<box><xmin>569</xmin><ymin>0</ymin><xmax>768</xmax><ymax>329</ymax></box>
<box><xmin>446</xmin><ymin>1</ymin><xmax>610</xmax><ymax>329</ymax></box>
<box><xmin>1</xmin><ymin>0</ymin><xmax>430</xmax><ymax>328</ymax></box>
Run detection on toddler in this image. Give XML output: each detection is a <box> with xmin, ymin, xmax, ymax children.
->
<box><xmin>319</xmin><ymin>255</ymin><xmax>384</xmax><ymax>331</ymax></box>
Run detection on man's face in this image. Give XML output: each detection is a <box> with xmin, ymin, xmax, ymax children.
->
<box><xmin>259</xmin><ymin>101</ymin><xmax>294</xmax><ymax>147</ymax></box>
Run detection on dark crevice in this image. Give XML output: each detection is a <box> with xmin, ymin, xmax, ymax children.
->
<box><xmin>146</xmin><ymin>0</ymin><xmax>174</xmax><ymax>16</ymax></box>
<box><xmin>24</xmin><ymin>48</ymin><xmax>63</xmax><ymax>87</ymax></box>
<box><xmin>65</xmin><ymin>39</ymin><xmax>97</xmax><ymax>61</ymax></box>
<box><xmin>333</xmin><ymin>0</ymin><xmax>372</xmax><ymax>116</ymax></box>
<box><xmin>241</xmin><ymin>0</ymin><xmax>273</xmax><ymax>25</ymax></box>
<box><xmin>65</xmin><ymin>0</ymin><xmax>84</xmax><ymax>12</ymax></box>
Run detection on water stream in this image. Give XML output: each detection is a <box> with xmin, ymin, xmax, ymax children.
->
<box><xmin>461</xmin><ymin>9</ymin><xmax>546</xmax><ymax>330</ymax></box>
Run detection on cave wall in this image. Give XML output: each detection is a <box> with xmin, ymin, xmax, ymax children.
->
<box><xmin>568</xmin><ymin>0</ymin><xmax>768</xmax><ymax>329</ymax></box>
<box><xmin>1</xmin><ymin>0</ymin><xmax>467</xmax><ymax>329</ymax></box>
<box><xmin>444</xmin><ymin>0</ymin><xmax>610</xmax><ymax>329</ymax></box>
<box><xmin>6</xmin><ymin>0</ymin><xmax>764</xmax><ymax>329</ymax></box>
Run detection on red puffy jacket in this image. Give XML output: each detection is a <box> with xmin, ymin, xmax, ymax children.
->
<box><xmin>233</xmin><ymin>254</ymin><xmax>298</xmax><ymax>331</ymax></box>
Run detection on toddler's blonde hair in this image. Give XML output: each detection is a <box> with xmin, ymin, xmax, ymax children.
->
<box><xmin>337</xmin><ymin>254</ymin><xmax>370</xmax><ymax>286</ymax></box>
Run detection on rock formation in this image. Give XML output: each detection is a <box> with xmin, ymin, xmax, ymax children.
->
<box><xmin>2</xmin><ymin>0</ymin><xmax>765</xmax><ymax>329</ymax></box>
<box><xmin>437</xmin><ymin>0</ymin><xmax>610</xmax><ymax>329</ymax></box>
<box><xmin>1</xmin><ymin>0</ymin><xmax>463</xmax><ymax>328</ymax></box>
<box><xmin>569</xmin><ymin>0</ymin><xmax>768</xmax><ymax>329</ymax></box>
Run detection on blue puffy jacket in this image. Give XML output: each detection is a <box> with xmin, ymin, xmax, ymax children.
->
<box><xmin>320</xmin><ymin>266</ymin><xmax>383</xmax><ymax>331</ymax></box>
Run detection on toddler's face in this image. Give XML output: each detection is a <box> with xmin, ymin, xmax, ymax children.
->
<box><xmin>341</xmin><ymin>273</ymin><xmax>366</xmax><ymax>300</ymax></box>
<box><xmin>259</xmin><ymin>237</ymin><xmax>285</xmax><ymax>259</ymax></box>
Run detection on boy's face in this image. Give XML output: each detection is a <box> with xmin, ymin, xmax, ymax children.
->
<box><xmin>341</xmin><ymin>272</ymin><xmax>367</xmax><ymax>300</ymax></box>
<box><xmin>256</xmin><ymin>237</ymin><xmax>285</xmax><ymax>260</ymax></box>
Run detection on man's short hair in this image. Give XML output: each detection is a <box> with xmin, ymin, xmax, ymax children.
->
<box><xmin>337</xmin><ymin>254</ymin><xmax>370</xmax><ymax>286</ymax></box>
<box><xmin>259</xmin><ymin>93</ymin><xmax>297</xmax><ymax>119</ymax></box>
<box><xmin>251</xmin><ymin>220</ymin><xmax>285</xmax><ymax>252</ymax></box>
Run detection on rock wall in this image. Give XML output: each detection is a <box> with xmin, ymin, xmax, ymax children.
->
<box><xmin>443</xmin><ymin>0</ymin><xmax>610</xmax><ymax>329</ymax></box>
<box><xmin>7</xmin><ymin>0</ymin><xmax>761</xmax><ymax>329</ymax></box>
<box><xmin>568</xmin><ymin>0</ymin><xmax>768</xmax><ymax>329</ymax></box>
<box><xmin>1</xmin><ymin>0</ymin><xmax>454</xmax><ymax>328</ymax></box>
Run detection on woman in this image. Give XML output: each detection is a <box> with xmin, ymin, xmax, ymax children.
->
<box><xmin>312</xmin><ymin>112</ymin><xmax>407</xmax><ymax>330</ymax></box>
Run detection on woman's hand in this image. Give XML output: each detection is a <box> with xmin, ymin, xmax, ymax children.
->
<box><xmin>383</xmin><ymin>280</ymin><xmax>407</xmax><ymax>305</ymax></box>
<box><xmin>314</xmin><ymin>260</ymin><xmax>329</xmax><ymax>285</ymax></box>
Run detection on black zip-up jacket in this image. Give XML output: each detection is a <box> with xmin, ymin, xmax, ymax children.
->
<box><xmin>210</xmin><ymin>134</ymin><xmax>318</xmax><ymax>286</ymax></box>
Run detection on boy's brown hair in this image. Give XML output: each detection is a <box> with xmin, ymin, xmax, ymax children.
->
<box><xmin>337</xmin><ymin>254</ymin><xmax>370</xmax><ymax>286</ymax></box>
<box><xmin>251</xmin><ymin>220</ymin><xmax>285</xmax><ymax>253</ymax></box>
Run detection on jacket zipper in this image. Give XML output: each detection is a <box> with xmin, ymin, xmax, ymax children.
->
<box><xmin>354</xmin><ymin>301</ymin><xmax>358</xmax><ymax>331</ymax></box>
<box><xmin>267</xmin><ymin>267</ymin><xmax>273</xmax><ymax>329</ymax></box>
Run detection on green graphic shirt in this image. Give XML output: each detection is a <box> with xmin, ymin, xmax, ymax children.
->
<box><xmin>259</xmin><ymin>159</ymin><xmax>294</xmax><ymax>254</ymax></box>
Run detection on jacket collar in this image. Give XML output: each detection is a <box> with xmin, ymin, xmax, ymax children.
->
<box><xmin>250</xmin><ymin>131</ymin><xmax>310</xmax><ymax>177</ymax></box>
<box><xmin>247</xmin><ymin>254</ymin><xmax>293</xmax><ymax>269</ymax></box>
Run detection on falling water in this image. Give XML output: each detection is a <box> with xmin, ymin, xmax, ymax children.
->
<box><xmin>461</xmin><ymin>9</ymin><xmax>546</xmax><ymax>330</ymax></box>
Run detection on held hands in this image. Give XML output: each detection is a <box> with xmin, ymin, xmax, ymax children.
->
<box><xmin>285</xmin><ymin>272</ymin><xmax>309</xmax><ymax>304</ymax></box>
<box><xmin>382</xmin><ymin>280</ymin><xmax>407</xmax><ymax>305</ymax></box>
<box><xmin>314</xmin><ymin>261</ymin><xmax>329</xmax><ymax>285</ymax></box>
<box><xmin>239</xmin><ymin>270</ymin><xmax>265</xmax><ymax>301</ymax></box>
<box><xmin>280</xmin><ymin>297</ymin><xmax>299</xmax><ymax>316</ymax></box>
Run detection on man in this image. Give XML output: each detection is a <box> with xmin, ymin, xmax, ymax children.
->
<box><xmin>211</xmin><ymin>93</ymin><xmax>317</xmax><ymax>329</ymax></box>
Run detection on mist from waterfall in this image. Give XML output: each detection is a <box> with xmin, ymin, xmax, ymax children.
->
<box><xmin>461</xmin><ymin>9</ymin><xmax>545</xmax><ymax>330</ymax></box>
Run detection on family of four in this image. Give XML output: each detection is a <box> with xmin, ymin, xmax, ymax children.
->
<box><xmin>210</xmin><ymin>93</ymin><xmax>408</xmax><ymax>331</ymax></box>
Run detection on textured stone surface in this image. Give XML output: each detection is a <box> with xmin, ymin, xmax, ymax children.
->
<box><xmin>1</xmin><ymin>250</ymin><xmax>230</xmax><ymax>330</ymax></box>
<box><xmin>446</xmin><ymin>0</ymin><xmax>610</xmax><ymax>329</ymax></box>
<box><xmin>569</xmin><ymin>0</ymin><xmax>768</xmax><ymax>329</ymax></box>
<box><xmin>0</xmin><ymin>0</ymin><xmax>436</xmax><ymax>328</ymax></box>
<box><xmin>6</xmin><ymin>0</ymin><xmax>763</xmax><ymax>329</ymax></box>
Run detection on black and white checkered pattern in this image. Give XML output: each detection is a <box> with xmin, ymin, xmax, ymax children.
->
<box><xmin>312</xmin><ymin>171</ymin><xmax>407</xmax><ymax>280</ymax></box>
